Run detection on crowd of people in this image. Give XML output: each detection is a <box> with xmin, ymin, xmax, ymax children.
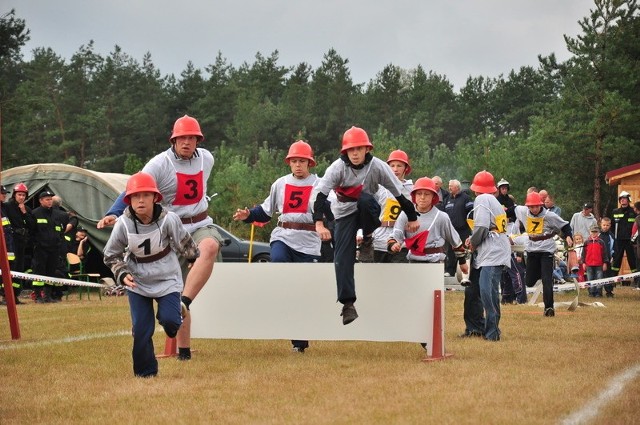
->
<box><xmin>3</xmin><ymin>117</ymin><xmax>640</xmax><ymax>377</ymax></box>
<box><xmin>0</xmin><ymin>185</ymin><xmax>94</xmax><ymax>305</ymax></box>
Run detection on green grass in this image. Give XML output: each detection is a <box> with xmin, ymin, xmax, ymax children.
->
<box><xmin>1</xmin><ymin>286</ymin><xmax>640</xmax><ymax>424</ymax></box>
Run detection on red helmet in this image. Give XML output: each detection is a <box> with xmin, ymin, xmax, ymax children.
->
<box><xmin>285</xmin><ymin>141</ymin><xmax>316</xmax><ymax>167</ymax></box>
<box><xmin>13</xmin><ymin>182</ymin><xmax>28</xmax><ymax>194</ymax></box>
<box><xmin>411</xmin><ymin>177</ymin><xmax>439</xmax><ymax>206</ymax></box>
<box><xmin>469</xmin><ymin>170</ymin><xmax>497</xmax><ymax>194</ymax></box>
<box><xmin>170</xmin><ymin>115</ymin><xmax>204</xmax><ymax>142</ymax></box>
<box><xmin>340</xmin><ymin>126</ymin><xmax>373</xmax><ymax>154</ymax></box>
<box><xmin>525</xmin><ymin>192</ymin><xmax>544</xmax><ymax>206</ymax></box>
<box><xmin>124</xmin><ymin>172</ymin><xmax>163</xmax><ymax>205</ymax></box>
<box><xmin>386</xmin><ymin>150</ymin><xmax>411</xmax><ymax>175</ymax></box>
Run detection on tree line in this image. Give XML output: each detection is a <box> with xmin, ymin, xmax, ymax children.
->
<box><xmin>1</xmin><ymin>1</ymin><xmax>639</xmax><ymax>240</ymax></box>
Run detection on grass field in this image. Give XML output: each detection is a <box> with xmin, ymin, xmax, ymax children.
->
<box><xmin>1</xmin><ymin>285</ymin><xmax>639</xmax><ymax>425</ymax></box>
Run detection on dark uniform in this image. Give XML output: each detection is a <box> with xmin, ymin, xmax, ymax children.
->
<box><xmin>611</xmin><ymin>194</ymin><xmax>637</xmax><ymax>281</ymax></box>
<box><xmin>4</xmin><ymin>186</ymin><xmax>35</xmax><ymax>296</ymax></box>
<box><xmin>31</xmin><ymin>190</ymin><xmax>66</xmax><ymax>303</ymax></box>
<box><xmin>1</xmin><ymin>185</ymin><xmax>18</xmax><ymax>304</ymax></box>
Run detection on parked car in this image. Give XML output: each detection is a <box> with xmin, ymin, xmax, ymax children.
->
<box><xmin>213</xmin><ymin>224</ymin><xmax>271</xmax><ymax>263</ymax></box>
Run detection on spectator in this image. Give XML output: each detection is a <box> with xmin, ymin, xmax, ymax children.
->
<box><xmin>514</xmin><ymin>192</ymin><xmax>573</xmax><ymax>317</ymax></box>
<box><xmin>544</xmin><ymin>195</ymin><xmax>562</xmax><ymax>217</ymax></box>
<box><xmin>31</xmin><ymin>190</ymin><xmax>67</xmax><ymax>303</ymax></box>
<box><xmin>539</xmin><ymin>190</ymin><xmax>549</xmax><ymax>206</ymax></box>
<box><xmin>233</xmin><ymin>141</ymin><xmax>322</xmax><ymax>353</ymax></box>
<box><xmin>495</xmin><ymin>178</ymin><xmax>516</xmax><ymax>222</ymax></box>
<box><xmin>581</xmin><ymin>224</ymin><xmax>610</xmax><ymax>297</ymax></box>
<box><xmin>0</xmin><ymin>185</ymin><xmax>18</xmax><ymax>305</ymax></box>
<box><xmin>311</xmin><ymin>126</ymin><xmax>419</xmax><ymax>325</ymax></box>
<box><xmin>610</xmin><ymin>191</ymin><xmax>637</xmax><ymax>286</ymax></box>
<box><xmin>443</xmin><ymin>179</ymin><xmax>473</xmax><ymax>276</ymax></box>
<box><xmin>3</xmin><ymin>183</ymin><xmax>35</xmax><ymax>299</ymax></box>
<box><xmin>98</xmin><ymin>115</ymin><xmax>224</xmax><ymax>361</ymax></box>
<box><xmin>599</xmin><ymin>217</ymin><xmax>615</xmax><ymax>296</ymax></box>
<box><xmin>103</xmin><ymin>172</ymin><xmax>199</xmax><ymax>377</ymax></box>
<box><xmin>570</xmin><ymin>203</ymin><xmax>597</xmax><ymax>241</ymax></box>
<box><xmin>432</xmin><ymin>176</ymin><xmax>449</xmax><ymax>211</ymax></box>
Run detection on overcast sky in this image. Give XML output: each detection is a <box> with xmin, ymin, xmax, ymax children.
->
<box><xmin>7</xmin><ymin>0</ymin><xmax>594</xmax><ymax>90</ymax></box>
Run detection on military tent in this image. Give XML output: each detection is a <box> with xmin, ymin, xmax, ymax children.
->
<box><xmin>1</xmin><ymin>163</ymin><xmax>129</xmax><ymax>253</ymax></box>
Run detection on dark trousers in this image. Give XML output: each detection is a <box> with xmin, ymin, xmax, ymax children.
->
<box><xmin>333</xmin><ymin>193</ymin><xmax>381</xmax><ymax>304</ymax></box>
<box><xmin>128</xmin><ymin>291</ymin><xmax>182</xmax><ymax>377</ymax></box>
<box><xmin>445</xmin><ymin>226</ymin><xmax>470</xmax><ymax>275</ymax></box>
<box><xmin>611</xmin><ymin>239</ymin><xmax>637</xmax><ymax>275</ymax></box>
<box><xmin>270</xmin><ymin>240</ymin><xmax>320</xmax><ymax>350</ymax></box>
<box><xmin>525</xmin><ymin>251</ymin><xmax>555</xmax><ymax>310</ymax></box>
<box><xmin>463</xmin><ymin>265</ymin><xmax>485</xmax><ymax>334</ymax></box>
<box><xmin>501</xmin><ymin>254</ymin><xmax>527</xmax><ymax>304</ymax></box>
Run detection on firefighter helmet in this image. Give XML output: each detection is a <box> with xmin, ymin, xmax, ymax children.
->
<box><xmin>618</xmin><ymin>191</ymin><xmax>631</xmax><ymax>201</ymax></box>
<box><xmin>285</xmin><ymin>141</ymin><xmax>316</xmax><ymax>167</ymax></box>
<box><xmin>525</xmin><ymin>192</ymin><xmax>544</xmax><ymax>207</ymax></box>
<box><xmin>170</xmin><ymin>115</ymin><xmax>204</xmax><ymax>142</ymax></box>
<box><xmin>13</xmin><ymin>182</ymin><xmax>28</xmax><ymax>194</ymax></box>
<box><xmin>411</xmin><ymin>177</ymin><xmax>439</xmax><ymax>206</ymax></box>
<box><xmin>386</xmin><ymin>150</ymin><xmax>412</xmax><ymax>175</ymax></box>
<box><xmin>497</xmin><ymin>178</ymin><xmax>509</xmax><ymax>189</ymax></box>
<box><xmin>340</xmin><ymin>126</ymin><xmax>373</xmax><ymax>154</ymax></box>
<box><xmin>124</xmin><ymin>172</ymin><xmax>163</xmax><ymax>205</ymax></box>
<box><xmin>470</xmin><ymin>170</ymin><xmax>497</xmax><ymax>194</ymax></box>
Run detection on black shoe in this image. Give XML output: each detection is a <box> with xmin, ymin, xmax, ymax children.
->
<box><xmin>606</xmin><ymin>293</ymin><xmax>614</xmax><ymax>298</ymax></box>
<box><xmin>176</xmin><ymin>353</ymin><xmax>191</xmax><ymax>361</ymax></box>
<box><xmin>544</xmin><ymin>308</ymin><xmax>555</xmax><ymax>317</ymax></box>
<box><xmin>341</xmin><ymin>303</ymin><xmax>358</xmax><ymax>325</ymax></box>
<box><xmin>458</xmin><ymin>331</ymin><xmax>483</xmax><ymax>338</ymax></box>
<box><xmin>292</xmin><ymin>347</ymin><xmax>305</xmax><ymax>353</ymax></box>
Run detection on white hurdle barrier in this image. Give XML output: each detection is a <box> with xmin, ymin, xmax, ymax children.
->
<box><xmin>190</xmin><ymin>263</ymin><xmax>447</xmax><ymax>359</ymax></box>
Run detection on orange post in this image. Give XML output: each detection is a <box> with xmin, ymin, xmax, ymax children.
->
<box><xmin>422</xmin><ymin>289</ymin><xmax>453</xmax><ymax>362</ymax></box>
<box><xmin>156</xmin><ymin>336</ymin><xmax>177</xmax><ymax>358</ymax></box>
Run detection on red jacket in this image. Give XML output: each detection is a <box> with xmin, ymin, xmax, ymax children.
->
<box><xmin>581</xmin><ymin>236</ymin><xmax>609</xmax><ymax>267</ymax></box>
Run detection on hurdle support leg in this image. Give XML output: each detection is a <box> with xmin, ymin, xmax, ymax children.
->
<box><xmin>156</xmin><ymin>336</ymin><xmax>177</xmax><ymax>358</ymax></box>
<box><xmin>422</xmin><ymin>290</ymin><xmax>453</xmax><ymax>362</ymax></box>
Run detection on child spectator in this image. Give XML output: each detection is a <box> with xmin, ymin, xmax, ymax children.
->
<box><xmin>312</xmin><ymin>126</ymin><xmax>419</xmax><ymax>325</ymax></box>
<box><xmin>599</xmin><ymin>217</ymin><xmax>615</xmax><ymax>296</ymax></box>
<box><xmin>568</xmin><ymin>233</ymin><xmax>586</xmax><ymax>283</ymax></box>
<box><xmin>581</xmin><ymin>224</ymin><xmax>610</xmax><ymax>297</ymax></box>
<box><xmin>103</xmin><ymin>172</ymin><xmax>199</xmax><ymax>378</ymax></box>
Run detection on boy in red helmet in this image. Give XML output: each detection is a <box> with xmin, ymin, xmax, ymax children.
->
<box><xmin>312</xmin><ymin>127</ymin><xmax>419</xmax><ymax>325</ymax></box>
<box><xmin>99</xmin><ymin>115</ymin><xmax>224</xmax><ymax>360</ymax></box>
<box><xmin>466</xmin><ymin>170</ymin><xmax>512</xmax><ymax>340</ymax></box>
<box><xmin>103</xmin><ymin>172</ymin><xmax>199</xmax><ymax>377</ymax></box>
<box><xmin>233</xmin><ymin>140</ymin><xmax>325</xmax><ymax>353</ymax></box>
<box><xmin>514</xmin><ymin>191</ymin><xmax>573</xmax><ymax>317</ymax></box>
<box><xmin>369</xmin><ymin>149</ymin><xmax>414</xmax><ymax>263</ymax></box>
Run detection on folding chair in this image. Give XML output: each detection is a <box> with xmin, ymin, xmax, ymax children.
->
<box><xmin>66</xmin><ymin>252</ymin><xmax>102</xmax><ymax>300</ymax></box>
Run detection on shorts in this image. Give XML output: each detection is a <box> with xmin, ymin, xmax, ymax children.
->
<box><xmin>179</xmin><ymin>224</ymin><xmax>224</xmax><ymax>281</ymax></box>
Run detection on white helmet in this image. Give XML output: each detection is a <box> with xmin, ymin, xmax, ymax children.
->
<box><xmin>619</xmin><ymin>190</ymin><xmax>631</xmax><ymax>201</ymax></box>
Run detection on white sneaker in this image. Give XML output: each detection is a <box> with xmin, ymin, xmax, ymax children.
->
<box><xmin>444</xmin><ymin>272</ymin><xmax>452</xmax><ymax>277</ymax></box>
